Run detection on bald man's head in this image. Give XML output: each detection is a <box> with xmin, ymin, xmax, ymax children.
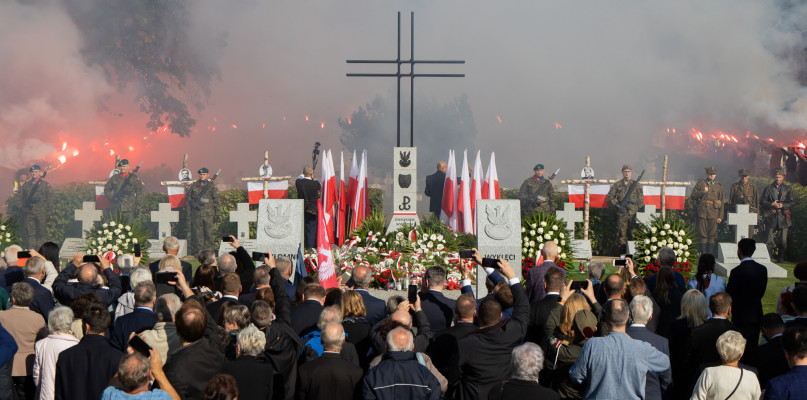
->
<box><xmin>78</xmin><ymin>264</ymin><xmax>99</xmax><ymax>285</ymax></box>
<box><xmin>387</xmin><ymin>327</ymin><xmax>414</xmax><ymax>351</ymax></box>
<box><xmin>391</xmin><ymin>309</ymin><xmax>412</xmax><ymax>329</ymax></box>
<box><xmin>352</xmin><ymin>266</ymin><xmax>372</xmax><ymax>289</ymax></box>
<box><xmin>541</xmin><ymin>241</ymin><xmax>559</xmax><ymax>260</ymax></box>
<box><xmin>437</xmin><ymin>162</ymin><xmax>447</xmax><ymax>172</ymax></box>
<box><xmin>321</xmin><ymin>322</ymin><xmax>345</xmax><ymax>352</ymax></box>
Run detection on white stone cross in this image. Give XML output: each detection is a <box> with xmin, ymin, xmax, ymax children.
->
<box><xmin>556</xmin><ymin>202</ymin><xmax>583</xmax><ymax>237</ymax></box>
<box><xmin>75</xmin><ymin>201</ymin><xmax>103</xmax><ymax>239</ymax></box>
<box><xmin>635</xmin><ymin>205</ymin><xmax>658</xmax><ymax>226</ymax></box>
<box><xmin>727</xmin><ymin>204</ymin><xmax>758</xmax><ymax>243</ymax></box>
<box><xmin>230</xmin><ymin>203</ymin><xmax>257</xmax><ymax>240</ymax></box>
<box><xmin>150</xmin><ymin>203</ymin><xmax>179</xmax><ymax>239</ymax></box>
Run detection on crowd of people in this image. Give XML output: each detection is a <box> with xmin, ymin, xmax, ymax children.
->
<box><xmin>0</xmin><ymin>234</ymin><xmax>806</xmax><ymax>400</ymax></box>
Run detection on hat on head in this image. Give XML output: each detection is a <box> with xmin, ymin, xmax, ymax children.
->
<box><xmin>774</xmin><ymin>168</ymin><xmax>785</xmax><ymax>176</ymax></box>
<box><xmin>117</xmin><ymin>159</ymin><xmax>129</xmax><ymax>167</ymax></box>
<box><xmin>738</xmin><ymin>168</ymin><xmax>751</xmax><ymax>177</ymax></box>
<box><xmin>533</xmin><ymin>164</ymin><xmax>545</xmax><ymax>171</ymax></box>
<box><xmin>29</xmin><ymin>164</ymin><xmax>41</xmax><ymax>172</ymax></box>
<box><xmin>705</xmin><ymin>166</ymin><xmax>717</xmax><ymax>175</ymax></box>
<box><xmin>198</xmin><ymin>167</ymin><xmax>209</xmax><ymax>174</ymax></box>
<box><xmin>622</xmin><ymin>165</ymin><xmax>632</xmax><ymax>172</ymax></box>
<box><xmin>574</xmin><ymin>309</ymin><xmax>598</xmax><ymax>339</ymax></box>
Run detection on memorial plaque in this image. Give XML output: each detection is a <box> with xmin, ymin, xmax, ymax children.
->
<box><xmin>715</xmin><ymin>242</ymin><xmax>787</xmax><ymax>278</ymax></box>
<box><xmin>147</xmin><ymin>238</ymin><xmax>188</xmax><ymax>260</ymax></box>
<box><xmin>217</xmin><ymin>239</ymin><xmax>259</xmax><ymax>258</ymax></box>
<box><xmin>476</xmin><ymin>199</ymin><xmax>521</xmax><ymax>298</ymax></box>
<box><xmin>571</xmin><ymin>239</ymin><xmax>592</xmax><ymax>260</ymax></box>
<box><xmin>256</xmin><ymin>199</ymin><xmax>304</xmax><ymax>265</ymax></box>
<box><xmin>388</xmin><ymin>147</ymin><xmax>420</xmax><ymax>232</ymax></box>
<box><xmin>60</xmin><ymin>238</ymin><xmax>87</xmax><ymax>258</ymax></box>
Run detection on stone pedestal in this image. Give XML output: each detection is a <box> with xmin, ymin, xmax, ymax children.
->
<box><xmin>476</xmin><ymin>199</ymin><xmax>521</xmax><ymax>298</ymax></box>
<box><xmin>255</xmin><ymin>199</ymin><xmax>304</xmax><ymax>264</ymax></box>
<box><xmin>387</xmin><ymin>147</ymin><xmax>420</xmax><ymax>232</ymax></box>
<box><xmin>715</xmin><ymin>243</ymin><xmax>787</xmax><ymax>278</ymax></box>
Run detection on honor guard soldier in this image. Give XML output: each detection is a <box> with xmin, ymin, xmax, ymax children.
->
<box><xmin>607</xmin><ymin>165</ymin><xmax>644</xmax><ymax>254</ymax></box>
<box><xmin>761</xmin><ymin>169</ymin><xmax>794</xmax><ymax>262</ymax></box>
<box><xmin>186</xmin><ymin>167</ymin><xmax>220</xmax><ymax>254</ymax></box>
<box><xmin>729</xmin><ymin>168</ymin><xmax>759</xmax><ymax>239</ymax></box>
<box><xmin>690</xmin><ymin>166</ymin><xmax>724</xmax><ymax>255</ymax></box>
<box><xmin>519</xmin><ymin>163</ymin><xmax>556</xmax><ymax>218</ymax></box>
<box><xmin>104</xmin><ymin>159</ymin><xmax>143</xmax><ymax>220</ymax></box>
<box><xmin>16</xmin><ymin>164</ymin><xmax>52</xmax><ymax>247</ymax></box>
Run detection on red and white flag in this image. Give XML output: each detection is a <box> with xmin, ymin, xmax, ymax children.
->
<box><xmin>471</xmin><ymin>150</ymin><xmax>483</xmax><ymax>228</ymax></box>
<box><xmin>457</xmin><ymin>150</ymin><xmax>473</xmax><ymax>234</ymax></box>
<box><xmin>337</xmin><ymin>152</ymin><xmax>347</xmax><ymax>246</ymax></box>
<box><xmin>482</xmin><ymin>152</ymin><xmax>501</xmax><ymax>199</ymax></box>
<box><xmin>440</xmin><ymin>150</ymin><xmax>458</xmax><ymax>230</ymax></box>
<box><xmin>95</xmin><ymin>185</ymin><xmax>111</xmax><ymax>209</ymax></box>
<box><xmin>643</xmin><ymin>186</ymin><xmax>686</xmax><ymax>210</ymax></box>
<box><xmin>316</xmin><ymin>199</ymin><xmax>338</xmax><ymax>289</ymax></box>
<box><xmin>350</xmin><ymin>150</ymin><xmax>368</xmax><ymax>231</ymax></box>
<box><xmin>361</xmin><ymin>150</ymin><xmax>370</xmax><ymax>219</ymax></box>
<box><xmin>567</xmin><ymin>184</ymin><xmax>610</xmax><ymax>208</ymax></box>
<box><xmin>346</xmin><ymin>150</ymin><xmax>358</xmax><ymax>210</ymax></box>
<box><xmin>167</xmin><ymin>185</ymin><xmax>186</xmax><ymax>208</ymax></box>
<box><xmin>247</xmin><ymin>181</ymin><xmax>288</xmax><ymax>204</ymax></box>
<box><xmin>321</xmin><ymin>150</ymin><xmax>338</xmax><ymax>234</ymax></box>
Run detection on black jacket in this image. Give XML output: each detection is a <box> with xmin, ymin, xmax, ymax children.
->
<box><xmin>488</xmin><ymin>379</ymin><xmax>560</xmax><ymax>400</ymax></box>
<box><xmin>362</xmin><ymin>351</ymin><xmax>441</xmax><ymax>400</ymax></box>
<box><xmin>370</xmin><ymin>310</ymin><xmax>434</xmax><ymax>356</ymax></box>
<box><xmin>526</xmin><ymin>293</ymin><xmax>562</xmax><ymax>345</ymax></box>
<box><xmin>112</xmin><ymin>307</ymin><xmax>157</xmax><ymax>350</ymax></box>
<box><xmin>223</xmin><ymin>355</ymin><xmax>275</xmax><ymax>400</ymax></box>
<box><xmin>291</xmin><ymin>300</ymin><xmax>325</xmax><ymax>337</ymax></box>
<box><xmin>746</xmin><ymin>335</ymin><xmax>790</xmax><ymax>388</ymax></box>
<box><xmin>419</xmin><ymin>290</ymin><xmax>456</xmax><ymax>333</ymax></box>
<box><xmin>296</xmin><ymin>178</ymin><xmax>321</xmax><ymax>215</ymax></box>
<box><xmin>625</xmin><ymin>325</ymin><xmax>672</xmax><ymax>400</ymax></box>
<box><xmin>263</xmin><ymin>268</ymin><xmax>299</xmax><ymax>400</ymax></box>
<box><xmin>297</xmin><ymin>352</ymin><xmax>363</xmax><ymax>400</ymax></box>
<box><xmin>54</xmin><ymin>334</ymin><xmax>122</xmax><ymax>400</ymax></box>
<box><xmin>687</xmin><ymin>318</ymin><xmax>738</xmax><ymax>378</ymax></box>
<box><xmin>726</xmin><ymin>259</ymin><xmax>768</xmax><ymax>325</ymax></box>
<box><xmin>26</xmin><ymin>277</ymin><xmax>55</xmax><ymax>321</ymax></box>
<box><xmin>427</xmin><ymin>322</ymin><xmax>477</xmax><ymax>399</ymax></box>
<box><xmin>53</xmin><ymin>263</ymin><xmax>122</xmax><ymax>307</ymax></box>
<box><xmin>424</xmin><ymin>171</ymin><xmax>446</xmax><ymax>215</ymax></box>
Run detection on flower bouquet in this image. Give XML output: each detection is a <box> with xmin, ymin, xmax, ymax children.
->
<box><xmin>521</xmin><ymin>211</ymin><xmax>574</xmax><ymax>275</ymax></box>
<box><xmin>84</xmin><ymin>213</ymin><xmax>151</xmax><ymax>261</ymax></box>
<box><xmin>633</xmin><ymin>215</ymin><xmax>697</xmax><ymax>280</ymax></box>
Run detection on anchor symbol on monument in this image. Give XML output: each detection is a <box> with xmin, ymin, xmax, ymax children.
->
<box><xmin>399</xmin><ymin>196</ymin><xmax>412</xmax><ymax>211</ymax></box>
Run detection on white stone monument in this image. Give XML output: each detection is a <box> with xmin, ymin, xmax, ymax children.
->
<box><xmin>627</xmin><ymin>205</ymin><xmax>658</xmax><ymax>255</ymax></box>
<box><xmin>715</xmin><ymin>204</ymin><xmax>786</xmax><ymax>278</ymax></box>
<box><xmin>218</xmin><ymin>203</ymin><xmax>259</xmax><ymax>255</ymax></box>
<box><xmin>475</xmin><ymin>199</ymin><xmax>522</xmax><ymax>298</ymax></box>
<box><xmin>387</xmin><ymin>147</ymin><xmax>420</xmax><ymax>232</ymax></box>
<box><xmin>254</xmin><ymin>199</ymin><xmax>304</xmax><ymax>265</ymax></box>
<box><xmin>148</xmin><ymin>203</ymin><xmax>187</xmax><ymax>259</ymax></box>
<box><xmin>556</xmin><ymin>202</ymin><xmax>590</xmax><ymax>260</ymax></box>
<box><xmin>60</xmin><ymin>201</ymin><xmax>103</xmax><ymax>258</ymax></box>
<box><xmin>726</xmin><ymin>205</ymin><xmax>757</xmax><ymax>243</ymax></box>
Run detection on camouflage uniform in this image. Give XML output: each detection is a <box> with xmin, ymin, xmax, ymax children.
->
<box><xmin>690</xmin><ymin>167</ymin><xmax>724</xmax><ymax>255</ymax></box>
<box><xmin>104</xmin><ymin>171</ymin><xmax>143</xmax><ymax>221</ymax></box>
<box><xmin>186</xmin><ymin>178</ymin><xmax>220</xmax><ymax>254</ymax></box>
<box><xmin>607</xmin><ymin>175</ymin><xmax>644</xmax><ymax>252</ymax></box>
<box><xmin>728</xmin><ymin>169</ymin><xmax>759</xmax><ymax>240</ymax></box>
<box><xmin>16</xmin><ymin>177</ymin><xmax>52</xmax><ymax>248</ymax></box>
<box><xmin>519</xmin><ymin>175</ymin><xmax>555</xmax><ymax>217</ymax></box>
<box><xmin>760</xmin><ymin>174</ymin><xmax>794</xmax><ymax>261</ymax></box>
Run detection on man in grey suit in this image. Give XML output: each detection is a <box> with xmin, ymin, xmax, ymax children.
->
<box><xmin>626</xmin><ymin>295</ymin><xmax>671</xmax><ymax>400</ymax></box>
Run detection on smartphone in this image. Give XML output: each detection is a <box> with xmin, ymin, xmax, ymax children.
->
<box><xmin>252</xmin><ymin>251</ymin><xmax>267</xmax><ymax>262</ymax></box>
<box><xmin>408</xmin><ymin>284</ymin><xmax>418</xmax><ymax>304</ymax></box>
<box><xmin>133</xmin><ymin>243</ymin><xmax>141</xmax><ymax>258</ymax></box>
<box><xmin>154</xmin><ymin>271</ymin><xmax>178</xmax><ymax>284</ymax></box>
<box><xmin>458</xmin><ymin>250</ymin><xmax>475</xmax><ymax>259</ymax></box>
<box><xmin>613</xmin><ymin>259</ymin><xmax>627</xmax><ymax>267</ymax></box>
<box><xmin>481</xmin><ymin>258</ymin><xmax>500</xmax><ymax>269</ymax></box>
<box><xmin>128</xmin><ymin>335</ymin><xmax>151</xmax><ymax>357</ymax></box>
<box><xmin>17</xmin><ymin>251</ymin><xmax>31</xmax><ymax>259</ymax></box>
<box><xmin>83</xmin><ymin>254</ymin><xmax>101</xmax><ymax>263</ymax></box>
<box><xmin>570</xmin><ymin>280</ymin><xmax>589</xmax><ymax>290</ymax></box>
<box><xmin>624</xmin><ymin>254</ymin><xmax>633</xmax><ymax>260</ymax></box>
<box><xmin>222</xmin><ymin>236</ymin><xmax>234</xmax><ymax>242</ymax></box>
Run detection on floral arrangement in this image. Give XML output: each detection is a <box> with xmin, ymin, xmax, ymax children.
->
<box><xmin>633</xmin><ymin>215</ymin><xmax>697</xmax><ymax>280</ymax></box>
<box><xmin>0</xmin><ymin>217</ymin><xmax>21</xmax><ymax>258</ymax></box>
<box><xmin>84</xmin><ymin>213</ymin><xmax>150</xmax><ymax>261</ymax></box>
<box><xmin>521</xmin><ymin>211</ymin><xmax>574</xmax><ymax>275</ymax></box>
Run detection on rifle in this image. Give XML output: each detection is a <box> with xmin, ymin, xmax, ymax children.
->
<box><xmin>616</xmin><ymin>169</ymin><xmax>645</xmax><ymax>213</ymax></box>
<box><xmin>532</xmin><ymin>169</ymin><xmax>560</xmax><ymax>205</ymax></box>
<box><xmin>111</xmin><ymin>161</ymin><xmax>143</xmax><ymax>204</ymax></box>
<box><xmin>188</xmin><ymin>168</ymin><xmax>221</xmax><ymax>211</ymax></box>
<box><xmin>23</xmin><ymin>165</ymin><xmax>53</xmax><ymax>210</ymax></box>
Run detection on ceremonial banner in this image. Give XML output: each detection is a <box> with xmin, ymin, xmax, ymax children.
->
<box><xmin>95</xmin><ymin>185</ymin><xmax>111</xmax><ymax>209</ymax></box>
<box><xmin>440</xmin><ymin>150</ymin><xmax>458</xmax><ymax>230</ymax></box>
<box><xmin>248</xmin><ymin>181</ymin><xmax>288</xmax><ymax>204</ymax></box>
<box><xmin>321</xmin><ymin>150</ymin><xmax>337</xmax><ymax>235</ymax></box>
<box><xmin>316</xmin><ymin>199</ymin><xmax>338</xmax><ymax>289</ymax></box>
<box><xmin>350</xmin><ymin>150</ymin><xmax>369</xmax><ymax>231</ymax></box>
<box><xmin>457</xmin><ymin>150</ymin><xmax>473</xmax><ymax>234</ymax></box>
<box><xmin>166</xmin><ymin>185</ymin><xmax>186</xmax><ymax>208</ymax></box>
<box><xmin>567</xmin><ymin>184</ymin><xmax>610</xmax><ymax>208</ymax></box>
<box><xmin>482</xmin><ymin>152</ymin><xmax>501</xmax><ymax>200</ymax></box>
<box><xmin>643</xmin><ymin>186</ymin><xmax>686</xmax><ymax>210</ymax></box>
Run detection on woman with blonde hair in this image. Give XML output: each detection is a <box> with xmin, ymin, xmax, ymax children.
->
<box><xmin>669</xmin><ymin>289</ymin><xmax>709</xmax><ymax>399</ymax></box>
<box><xmin>341</xmin><ymin>290</ymin><xmax>371</xmax><ymax>369</ymax></box>
<box><xmin>545</xmin><ymin>292</ymin><xmax>598</xmax><ymax>399</ymax></box>
<box><xmin>691</xmin><ymin>331</ymin><xmax>761</xmax><ymax>399</ymax></box>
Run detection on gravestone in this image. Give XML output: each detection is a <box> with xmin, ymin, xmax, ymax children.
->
<box><xmin>726</xmin><ymin>204</ymin><xmax>757</xmax><ymax>243</ymax></box>
<box><xmin>387</xmin><ymin>147</ymin><xmax>420</xmax><ymax>232</ymax></box>
<box><xmin>218</xmin><ymin>203</ymin><xmax>258</xmax><ymax>256</ymax></box>
<box><xmin>556</xmin><ymin>202</ymin><xmax>590</xmax><ymax>259</ymax></box>
<box><xmin>253</xmin><ymin>199</ymin><xmax>304</xmax><ymax>265</ymax></box>
<box><xmin>635</xmin><ymin>205</ymin><xmax>658</xmax><ymax>226</ymax></box>
<box><xmin>476</xmin><ymin>199</ymin><xmax>521</xmax><ymax>298</ymax></box>
<box><xmin>147</xmin><ymin>203</ymin><xmax>187</xmax><ymax>259</ymax></box>
<box><xmin>626</xmin><ymin>241</ymin><xmax>637</xmax><ymax>256</ymax></box>
<box><xmin>715</xmin><ymin>243</ymin><xmax>787</xmax><ymax>278</ymax></box>
<box><xmin>60</xmin><ymin>202</ymin><xmax>103</xmax><ymax>258</ymax></box>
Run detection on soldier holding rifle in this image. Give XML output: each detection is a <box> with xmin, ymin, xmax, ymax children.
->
<box><xmin>186</xmin><ymin>167</ymin><xmax>220</xmax><ymax>254</ymax></box>
<box><xmin>690</xmin><ymin>166</ymin><xmax>724</xmax><ymax>256</ymax></box>
<box><xmin>104</xmin><ymin>159</ymin><xmax>143</xmax><ymax>220</ymax></box>
<box><xmin>607</xmin><ymin>165</ymin><xmax>644</xmax><ymax>254</ymax></box>
<box><xmin>761</xmin><ymin>169</ymin><xmax>794</xmax><ymax>262</ymax></box>
<box><xmin>16</xmin><ymin>164</ymin><xmax>52</xmax><ymax>247</ymax></box>
<box><xmin>519</xmin><ymin>163</ymin><xmax>557</xmax><ymax>217</ymax></box>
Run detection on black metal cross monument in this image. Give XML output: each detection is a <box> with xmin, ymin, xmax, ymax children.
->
<box><xmin>346</xmin><ymin>12</ymin><xmax>465</xmax><ymax>147</ymax></box>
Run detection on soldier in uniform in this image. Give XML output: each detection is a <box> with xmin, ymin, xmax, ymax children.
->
<box><xmin>607</xmin><ymin>165</ymin><xmax>644</xmax><ymax>254</ymax></box>
<box><xmin>185</xmin><ymin>167</ymin><xmax>220</xmax><ymax>254</ymax></box>
<box><xmin>104</xmin><ymin>159</ymin><xmax>143</xmax><ymax>220</ymax></box>
<box><xmin>728</xmin><ymin>168</ymin><xmax>759</xmax><ymax>240</ymax></box>
<box><xmin>760</xmin><ymin>169</ymin><xmax>794</xmax><ymax>262</ymax></box>
<box><xmin>690</xmin><ymin>166</ymin><xmax>724</xmax><ymax>255</ymax></box>
<box><xmin>518</xmin><ymin>163</ymin><xmax>555</xmax><ymax>218</ymax></box>
<box><xmin>15</xmin><ymin>164</ymin><xmax>52</xmax><ymax>248</ymax></box>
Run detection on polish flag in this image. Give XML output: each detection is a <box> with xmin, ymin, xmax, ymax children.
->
<box><xmin>167</xmin><ymin>185</ymin><xmax>187</xmax><ymax>208</ymax></box>
<box><xmin>440</xmin><ymin>150</ymin><xmax>458</xmax><ymax>230</ymax></box>
<box><xmin>95</xmin><ymin>185</ymin><xmax>111</xmax><ymax>209</ymax></box>
<box><xmin>346</xmin><ymin>150</ymin><xmax>358</xmax><ymax>215</ymax></box>
<box><xmin>482</xmin><ymin>152</ymin><xmax>501</xmax><ymax>199</ymax></box>
<box><xmin>321</xmin><ymin>150</ymin><xmax>338</xmax><ymax>234</ymax></box>
<box><xmin>567</xmin><ymin>184</ymin><xmax>610</xmax><ymax>208</ymax></box>
<box><xmin>643</xmin><ymin>186</ymin><xmax>687</xmax><ymax>210</ymax></box>
<box><xmin>350</xmin><ymin>150</ymin><xmax>368</xmax><ymax>231</ymax></box>
<box><xmin>361</xmin><ymin>150</ymin><xmax>370</xmax><ymax>219</ymax></box>
<box><xmin>316</xmin><ymin>199</ymin><xmax>338</xmax><ymax>289</ymax></box>
<box><xmin>336</xmin><ymin>152</ymin><xmax>346</xmax><ymax>246</ymax></box>
<box><xmin>247</xmin><ymin>181</ymin><xmax>288</xmax><ymax>204</ymax></box>
<box><xmin>471</xmin><ymin>151</ymin><xmax>483</xmax><ymax>227</ymax></box>
<box><xmin>457</xmin><ymin>150</ymin><xmax>473</xmax><ymax>234</ymax></box>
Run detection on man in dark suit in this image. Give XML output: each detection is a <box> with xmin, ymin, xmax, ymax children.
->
<box><xmin>148</xmin><ymin>236</ymin><xmax>193</xmax><ymax>283</ymax></box>
<box><xmin>419</xmin><ymin>266</ymin><xmax>456</xmax><ymax>333</ymax></box>
<box><xmin>297</xmin><ymin>322</ymin><xmax>363</xmax><ymax>400</ymax></box>
<box><xmin>726</xmin><ymin>238</ymin><xmax>768</xmax><ymax>348</ymax></box>
<box><xmin>746</xmin><ymin>313</ymin><xmax>790</xmax><ymax>388</ymax></box>
<box><xmin>296</xmin><ymin>167</ymin><xmax>321</xmax><ymax>249</ymax></box>
<box><xmin>458</xmin><ymin>259</ymin><xmax>530</xmax><ymax>399</ymax></box>
<box><xmin>206</xmin><ymin>272</ymin><xmax>244</xmax><ymax>321</ymax></box>
<box><xmin>112</xmin><ymin>281</ymin><xmax>158</xmax><ymax>350</ymax></box>
<box><xmin>222</xmin><ymin>325</ymin><xmax>275</xmax><ymax>399</ymax></box>
<box><xmin>291</xmin><ymin>283</ymin><xmax>325</xmax><ymax>337</ymax></box>
<box><xmin>527</xmin><ymin>266</ymin><xmax>564</xmax><ymax>345</ymax></box>
<box><xmin>239</xmin><ymin>265</ymin><xmax>271</xmax><ymax>308</ymax></box>
<box><xmin>526</xmin><ymin>241</ymin><xmax>566</xmax><ymax>302</ymax></box>
<box><xmin>350</xmin><ymin>265</ymin><xmax>386</xmax><ymax>325</ymax></box>
<box><xmin>52</xmin><ymin>258</ymin><xmax>122</xmax><ymax>307</ymax></box>
<box><xmin>54</xmin><ymin>303</ymin><xmax>122</xmax><ymax>400</ymax></box>
<box><xmin>766</xmin><ymin>325</ymin><xmax>807</xmax><ymax>399</ymax></box>
<box><xmin>22</xmin><ymin>256</ymin><xmax>54</xmax><ymax>320</ymax></box>
<box><xmin>424</xmin><ymin>161</ymin><xmax>446</xmax><ymax>218</ymax></box>
<box><xmin>687</xmin><ymin>291</ymin><xmax>738</xmax><ymax>391</ymax></box>
<box><xmin>626</xmin><ymin>295</ymin><xmax>671</xmax><ymax>400</ymax></box>
<box><xmin>428</xmin><ymin>293</ymin><xmax>477</xmax><ymax>399</ymax></box>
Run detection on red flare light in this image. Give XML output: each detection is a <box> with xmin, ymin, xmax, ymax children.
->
<box><xmin>61</xmin><ymin>142</ymin><xmax>67</xmax><ymax>151</ymax></box>
<box><xmin>347</xmin><ymin>118</ymin><xmax>352</xmax><ymax>125</ymax></box>
<box><xmin>211</xmin><ymin>126</ymin><xmax>216</xmax><ymax>132</ymax></box>
<box><xmin>72</xmin><ymin>150</ymin><xmax>79</xmax><ymax>156</ymax></box>
<box><xmin>496</xmin><ymin>115</ymin><xmax>502</xmax><ymax>124</ymax></box>
<box><xmin>321</xmin><ymin>122</ymin><xmax>325</xmax><ymax>129</ymax></box>
<box><xmin>768</xmin><ymin>138</ymin><xmax>775</xmax><ymax>142</ymax></box>
<box><xmin>555</xmin><ymin>122</ymin><xmax>562</xmax><ymax>129</ymax></box>
<box><xmin>128</xmin><ymin>146</ymin><xmax>134</xmax><ymax>151</ymax></box>
<box><xmin>305</xmin><ymin>115</ymin><xmax>309</xmax><ymax>121</ymax></box>
<box><xmin>262</xmin><ymin>123</ymin><xmax>266</xmax><ymax>128</ymax></box>
<box><xmin>109</xmin><ymin>149</ymin><xmax>115</xmax><ymax>156</ymax></box>
<box><xmin>58</xmin><ymin>155</ymin><xmax>67</xmax><ymax>164</ymax></box>
<box><xmin>231</xmin><ymin>124</ymin><xmax>237</xmax><ymax>129</ymax></box>
<box><xmin>798</xmin><ymin>142</ymin><xmax>806</xmax><ymax>149</ymax></box>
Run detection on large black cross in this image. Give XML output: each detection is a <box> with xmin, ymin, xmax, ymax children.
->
<box><xmin>347</xmin><ymin>12</ymin><xmax>465</xmax><ymax>147</ymax></box>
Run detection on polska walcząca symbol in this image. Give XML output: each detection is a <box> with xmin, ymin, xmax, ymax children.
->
<box><xmin>398</xmin><ymin>174</ymin><xmax>411</xmax><ymax>188</ymax></box>
<box><xmin>265</xmin><ymin>204</ymin><xmax>293</xmax><ymax>238</ymax></box>
<box><xmin>484</xmin><ymin>204</ymin><xmax>511</xmax><ymax>240</ymax></box>
<box><xmin>399</xmin><ymin>151</ymin><xmax>411</xmax><ymax>167</ymax></box>
<box><xmin>399</xmin><ymin>196</ymin><xmax>412</xmax><ymax>211</ymax></box>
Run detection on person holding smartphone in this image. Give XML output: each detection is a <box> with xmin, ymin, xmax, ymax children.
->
<box><xmin>52</xmin><ymin>253</ymin><xmax>122</xmax><ymax>307</ymax></box>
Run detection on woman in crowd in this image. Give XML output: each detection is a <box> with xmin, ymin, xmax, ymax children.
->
<box><xmin>669</xmin><ymin>290</ymin><xmax>709</xmax><ymax>400</ymax></box>
<box><xmin>203</xmin><ymin>374</ymin><xmax>239</xmax><ymax>400</ymax></box>
<box><xmin>545</xmin><ymin>294</ymin><xmax>597</xmax><ymax>399</ymax></box>
<box><xmin>222</xmin><ymin>326</ymin><xmax>273</xmax><ymax>399</ymax></box>
<box><xmin>340</xmin><ymin>290</ymin><xmax>372</xmax><ymax>369</ymax></box>
<box><xmin>115</xmin><ymin>266</ymin><xmax>152</xmax><ymax>320</ymax></box>
<box><xmin>489</xmin><ymin>343</ymin><xmax>561</xmax><ymax>400</ymax></box>
<box><xmin>690</xmin><ymin>330</ymin><xmax>761</xmax><ymax>400</ymax></box>
<box><xmin>33</xmin><ymin>307</ymin><xmax>78</xmax><ymax>400</ymax></box>
<box><xmin>651</xmin><ymin>266</ymin><xmax>682</xmax><ymax>337</ymax></box>
<box><xmin>220</xmin><ymin>305</ymin><xmax>250</xmax><ymax>361</ymax></box>
<box><xmin>68</xmin><ymin>292</ymin><xmax>102</xmax><ymax>340</ymax></box>
<box><xmin>688</xmin><ymin>254</ymin><xmax>726</xmax><ymax>315</ymax></box>
<box><xmin>191</xmin><ymin>262</ymin><xmax>221</xmax><ymax>304</ymax></box>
